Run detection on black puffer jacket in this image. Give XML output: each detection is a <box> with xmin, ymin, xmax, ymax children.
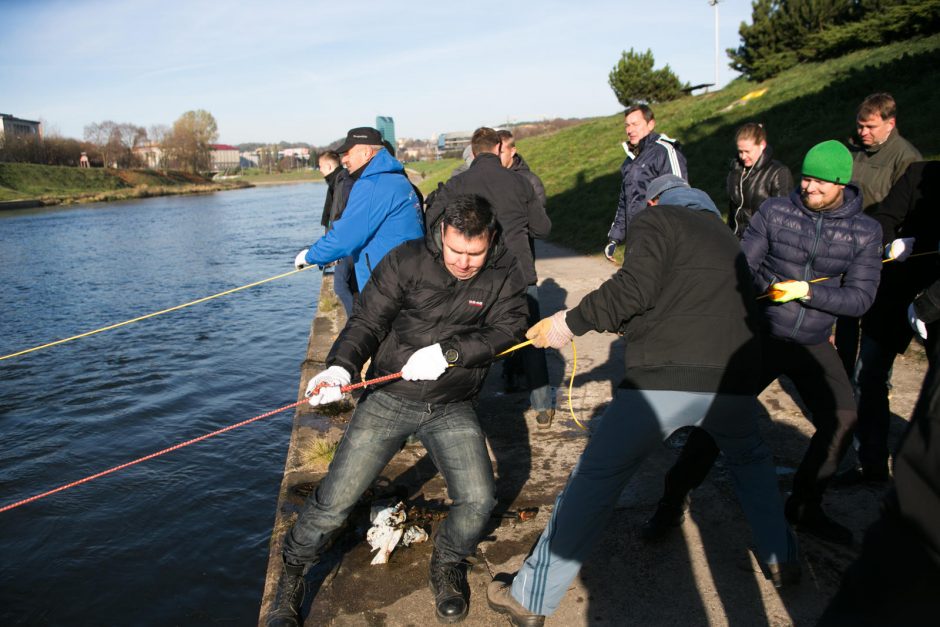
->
<box><xmin>742</xmin><ymin>185</ymin><xmax>882</xmax><ymax>345</ymax></box>
<box><xmin>510</xmin><ymin>153</ymin><xmax>547</xmax><ymax>207</ymax></box>
<box><xmin>426</xmin><ymin>152</ymin><xmax>551</xmax><ymax>285</ymax></box>
<box><xmin>566</xmin><ymin>201</ymin><xmax>762</xmax><ymax>395</ymax></box>
<box><xmin>326</xmin><ymin>219</ymin><xmax>528</xmax><ymax>404</ymax></box>
<box><xmin>726</xmin><ymin>144</ymin><xmax>793</xmax><ymax>238</ymax></box>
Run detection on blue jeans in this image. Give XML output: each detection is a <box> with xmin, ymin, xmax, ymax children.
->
<box><xmin>333</xmin><ymin>256</ymin><xmax>357</xmax><ymax>317</ymax></box>
<box><xmin>511</xmin><ymin>388</ymin><xmax>797</xmax><ymax>616</ymax></box>
<box><xmin>282</xmin><ymin>389</ymin><xmax>496</xmax><ymax>567</ymax></box>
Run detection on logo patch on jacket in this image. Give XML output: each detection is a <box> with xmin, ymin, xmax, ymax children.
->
<box><xmin>468</xmin><ymin>299</ymin><xmax>484</xmax><ymax>308</ymax></box>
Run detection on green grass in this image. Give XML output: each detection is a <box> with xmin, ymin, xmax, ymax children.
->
<box><xmin>506</xmin><ymin>34</ymin><xmax>940</xmax><ymax>253</ymax></box>
<box><xmin>0</xmin><ymin>163</ymin><xmax>246</xmax><ymax>204</ymax></box>
<box><xmin>232</xmin><ymin>168</ymin><xmax>321</xmax><ymax>184</ymax></box>
<box><xmin>410</xmin><ymin>159</ymin><xmax>462</xmax><ymax>192</ymax></box>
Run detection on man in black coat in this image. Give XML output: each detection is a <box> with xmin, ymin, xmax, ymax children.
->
<box><xmin>317</xmin><ymin>150</ymin><xmax>357</xmax><ymax>316</ymax></box>
<box><xmin>427</xmin><ymin>127</ymin><xmax>556</xmax><ymax>426</ymax></box>
<box><xmin>487</xmin><ymin>175</ymin><xmax>797</xmax><ymax>626</ymax></box>
<box><xmin>839</xmin><ymin>161</ymin><xmax>940</xmax><ymax>484</ymax></box>
<box><xmin>642</xmin><ymin>141</ymin><xmax>882</xmax><ymax>547</ymax></box>
<box><xmin>266</xmin><ymin>195</ymin><xmax>528</xmax><ymax>627</ymax></box>
<box><xmin>818</xmin><ymin>271</ymin><xmax>940</xmax><ymax>625</ymax></box>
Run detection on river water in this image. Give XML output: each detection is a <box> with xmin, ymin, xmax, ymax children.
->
<box><xmin>0</xmin><ymin>184</ymin><xmax>324</xmax><ymax>625</ymax></box>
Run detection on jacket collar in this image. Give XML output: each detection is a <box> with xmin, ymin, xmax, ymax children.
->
<box><xmin>789</xmin><ymin>183</ymin><xmax>863</xmax><ymax>220</ymax></box>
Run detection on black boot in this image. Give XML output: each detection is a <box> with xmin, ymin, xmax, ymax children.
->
<box><xmin>428</xmin><ymin>552</ymin><xmax>469</xmax><ymax>623</ymax></box>
<box><xmin>266</xmin><ymin>563</ymin><xmax>306</xmax><ymax>627</ymax></box>
<box><xmin>785</xmin><ymin>497</ymin><xmax>853</xmax><ymax>546</ymax></box>
<box><xmin>640</xmin><ymin>495</ymin><xmax>689</xmax><ymax>542</ymax></box>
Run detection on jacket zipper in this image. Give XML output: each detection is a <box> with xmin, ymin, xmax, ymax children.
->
<box><xmin>789</xmin><ymin>213</ymin><xmax>823</xmax><ymax>339</ymax></box>
<box><xmin>734</xmin><ymin>166</ymin><xmax>751</xmax><ymax>236</ymax></box>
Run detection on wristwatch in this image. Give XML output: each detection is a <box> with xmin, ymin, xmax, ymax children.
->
<box><xmin>442</xmin><ymin>343</ymin><xmax>459</xmax><ymax>365</ymax></box>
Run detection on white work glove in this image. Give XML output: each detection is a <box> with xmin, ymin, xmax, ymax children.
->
<box><xmin>886</xmin><ymin>237</ymin><xmax>915</xmax><ymax>262</ymax></box>
<box><xmin>526</xmin><ymin>310</ymin><xmax>574</xmax><ymax>349</ymax></box>
<box><xmin>604</xmin><ymin>240</ymin><xmax>618</xmax><ymax>262</ymax></box>
<box><xmin>294</xmin><ymin>248</ymin><xmax>310</xmax><ymax>270</ymax></box>
<box><xmin>401</xmin><ymin>344</ymin><xmax>448</xmax><ymax>381</ymax></box>
<box><xmin>908</xmin><ymin>303</ymin><xmax>928</xmax><ymax>341</ymax></box>
<box><xmin>304</xmin><ymin>365</ymin><xmax>351</xmax><ymax>407</ymax></box>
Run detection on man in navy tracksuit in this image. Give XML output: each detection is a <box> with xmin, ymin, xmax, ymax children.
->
<box><xmin>642</xmin><ymin>141</ymin><xmax>883</xmax><ymax>548</ymax></box>
<box><xmin>604</xmin><ymin>104</ymin><xmax>687</xmax><ymax>261</ymax></box>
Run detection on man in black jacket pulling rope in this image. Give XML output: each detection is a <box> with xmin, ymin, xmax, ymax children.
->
<box><xmin>267</xmin><ymin>194</ymin><xmax>528</xmax><ymax>626</ymax></box>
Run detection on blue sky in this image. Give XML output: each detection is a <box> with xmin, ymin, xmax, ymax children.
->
<box><xmin>1</xmin><ymin>0</ymin><xmax>754</xmax><ymax>146</ymax></box>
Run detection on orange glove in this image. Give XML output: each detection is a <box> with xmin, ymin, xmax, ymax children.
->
<box><xmin>768</xmin><ymin>280</ymin><xmax>810</xmax><ymax>303</ymax></box>
<box><xmin>526</xmin><ymin>310</ymin><xmax>574</xmax><ymax>348</ymax></box>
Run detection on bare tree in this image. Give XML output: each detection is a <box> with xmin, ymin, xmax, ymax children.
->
<box><xmin>164</xmin><ymin>110</ymin><xmax>218</xmax><ymax>173</ymax></box>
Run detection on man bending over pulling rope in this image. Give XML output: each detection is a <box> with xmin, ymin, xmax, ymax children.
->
<box><xmin>267</xmin><ymin>194</ymin><xmax>528</xmax><ymax>626</ymax></box>
<box><xmin>486</xmin><ymin>175</ymin><xmax>799</xmax><ymax>625</ymax></box>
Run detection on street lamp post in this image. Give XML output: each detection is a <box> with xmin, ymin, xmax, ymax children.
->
<box><xmin>710</xmin><ymin>0</ymin><xmax>721</xmax><ymax>89</ymax></box>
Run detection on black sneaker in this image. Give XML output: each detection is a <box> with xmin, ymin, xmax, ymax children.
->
<box><xmin>640</xmin><ymin>497</ymin><xmax>688</xmax><ymax>542</ymax></box>
<box><xmin>830</xmin><ymin>465</ymin><xmax>889</xmax><ymax>488</ymax></box>
<box><xmin>428</xmin><ymin>557</ymin><xmax>469</xmax><ymax>623</ymax></box>
<box><xmin>266</xmin><ymin>563</ymin><xmax>306</xmax><ymax>627</ymax></box>
<box><xmin>486</xmin><ymin>578</ymin><xmax>545</xmax><ymax>627</ymax></box>
<box><xmin>535</xmin><ymin>409</ymin><xmax>554</xmax><ymax>429</ymax></box>
<box><xmin>785</xmin><ymin>499</ymin><xmax>853</xmax><ymax>546</ymax></box>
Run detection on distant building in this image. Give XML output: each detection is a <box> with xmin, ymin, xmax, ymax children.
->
<box><xmin>0</xmin><ymin>113</ymin><xmax>42</xmax><ymax>142</ymax></box>
<box><xmin>240</xmin><ymin>151</ymin><xmax>259</xmax><ymax>168</ymax></box>
<box><xmin>437</xmin><ymin>131</ymin><xmax>472</xmax><ymax>157</ymax></box>
<box><xmin>210</xmin><ymin>144</ymin><xmax>239</xmax><ymax>171</ymax></box>
<box><xmin>376</xmin><ymin>116</ymin><xmax>396</xmax><ymax>148</ymax></box>
<box><xmin>133</xmin><ymin>142</ymin><xmax>165</xmax><ymax>169</ymax></box>
<box><xmin>278</xmin><ymin>147</ymin><xmax>310</xmax><ymax>159</ymax></box>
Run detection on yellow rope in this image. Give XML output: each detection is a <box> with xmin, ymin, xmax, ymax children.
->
<box><xmin>756</xmin><ymin>250</ymin><xmax>939</xmax><ymax>301</ymax></box>
<box><xmin>496</xmin><ymin>337</ymin><xmax>587</xmax><ymax>431</ymax></box>
<box><xmin>568</xmin><ymin>339</ymin><xmax>586</xmax><ymax>431</ymax></box>
<box><xmin>0</xmin><ymin>266</ymin><xmax>313</xmax><ymax>362</ymax></box>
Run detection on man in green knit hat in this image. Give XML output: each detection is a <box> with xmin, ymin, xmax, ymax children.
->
<box><xmin>637</xmin><ymin>139</ymin><xmax>883</xmax><ymax>549</ymax></box>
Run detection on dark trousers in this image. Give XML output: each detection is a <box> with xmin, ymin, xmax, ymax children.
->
<box><xmin>834</xmin><ymin>314</ymin><xmax>860</xmax><ymax>379</ymax></box>
<box><xmin>853</xmin><ymin>334</ymin><xmax>898</xmax><ymax>472</ymax></box>
<box><xmin>503</xmin><ymin>285</ymin><xmax>552</xmax><ymax>409</ymax></box>
<box><xmin>659</xmin><ymin>336</ymin><xmax>857</xmax><ymax>508</ymax></box>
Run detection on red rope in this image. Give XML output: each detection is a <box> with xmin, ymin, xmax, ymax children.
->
<box><xmin>0</xmin><ymin>371</ymin><xmax>405</xmax><ymax>514</ymax></box>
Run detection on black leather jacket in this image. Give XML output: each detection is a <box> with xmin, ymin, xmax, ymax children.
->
<box><xmin>726</xmin><ymin>144</ymin><xmax>793</xmax><ymax>238</ymax></box>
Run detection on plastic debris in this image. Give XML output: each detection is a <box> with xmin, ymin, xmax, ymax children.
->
<box><xmin>365</xmin><ymin>501</ymin><xmax>429</xmax><ymax>565</ymax></box>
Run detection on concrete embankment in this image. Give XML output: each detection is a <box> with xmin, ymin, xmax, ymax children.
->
<box><xmin>261</xmin><ymin>241</ymin><xmax>923</xmax><ymax>626</ymax></box>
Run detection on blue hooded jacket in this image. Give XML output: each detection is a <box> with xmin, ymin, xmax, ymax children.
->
<box><xmin>741</xmin><ymin>185</ymin><xmax>882</xmax><ymax>345</ymax></box>
<box><xmin>305</xmin><ymin>148</ymin><xmax>424</xmax><ymax>289</ymax></box>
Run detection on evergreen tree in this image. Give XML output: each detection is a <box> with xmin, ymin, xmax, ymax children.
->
<box><xmin>608</xmin><ymin>48</ymin><xmax>687</xmax><ymax>106</ymax></box>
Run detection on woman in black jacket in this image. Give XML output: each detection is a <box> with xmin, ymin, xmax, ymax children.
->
<box><xmin>727</xmin><ymin>122</ymin><xmax>794</xmax><ymax>238</ymax></box>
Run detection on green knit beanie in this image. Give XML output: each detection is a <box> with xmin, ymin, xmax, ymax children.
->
<box><xmin>802</xmin><ymin>140</ymin><xmax>853</xmax><ymax>184</ymax></box>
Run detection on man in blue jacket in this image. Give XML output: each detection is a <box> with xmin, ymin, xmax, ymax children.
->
<box><xmin>641</xmin><ymin>140</ymin><xmax>883</xmax><ymax>547</ymax></box>
<box><xmin>294</xmin><ymin>127</ymin><xmax>424</xmax><ymax>290</ymax></box>
<box><xmin>604</xmin><ymin>104</ymin><xmax>687</xmax><ymax>261</ymax></box>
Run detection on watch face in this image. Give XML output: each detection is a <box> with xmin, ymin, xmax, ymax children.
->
<box><xmin>445</xmin><ymin>349</ymin><xmax>459</xmax><ymax>364</ymax></box>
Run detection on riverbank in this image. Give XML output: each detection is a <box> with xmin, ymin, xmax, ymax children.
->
<box><xmin>263</xmin><ymin>240</ymin><xmax>924</xmax><ymax>625</ymax></box>
<box><xmin>0</xmin><ymin>162</ymin><xmax>251</xmax><ymax>208</ymax></box>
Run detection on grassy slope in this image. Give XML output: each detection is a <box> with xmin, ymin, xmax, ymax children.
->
<box><xmin>513</xmin><ymin>34</ymin><xmax>940</xmax><ymax>253</ymax></box>
<box><xmin>0</xmin><ymin>163</ymin><xmax>220</xmax><ymax>202</ymax></box>
<box><xmin>409</xmin><ymin>158</ymin><xmax>462</xmax><ymax>191</ymax></box>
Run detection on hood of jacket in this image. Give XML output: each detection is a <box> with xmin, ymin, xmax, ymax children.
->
<box><xmin>658</xmin><ymin>186</ymin><xmax>721</xmax><ymax>218</ymax></box>
<box><xmin>354</xmin><ymin>147</ymin><xmax>404</xmax><ymax>179</ymax></box>
<box><xmin>423</xmin><ymin>207</ymin><xmax>508</xmax><ymax>271</ymax></box>
<box><xmin>511</xmin><ymin>153</ymin><xmax>532</xmax><ymax>173</ymax></box>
